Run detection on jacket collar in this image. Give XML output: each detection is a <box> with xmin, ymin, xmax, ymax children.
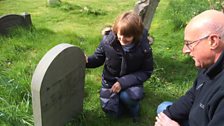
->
<box><xmin>206</xmin><ymin>50</ymin><xmax>224</xmax><ymax>79</ymax></box>
<box><xmin>104</xmin><ymin>31</ymin><xmax>116</xmax><ymax>45</ymax></box>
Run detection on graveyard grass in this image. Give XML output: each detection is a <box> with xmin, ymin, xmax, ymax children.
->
<box><xmin>0</xmin><ymin>0</ymin><xmax>214</xmax><ymax>126</ymax></box>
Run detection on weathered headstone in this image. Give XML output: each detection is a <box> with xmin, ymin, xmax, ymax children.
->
<box><xmin>0</xmin><ymin>12</ymin><xmax>32</xmax><ymax>35</ymax></box>
<box><xmin>134</xmin><ymin>0</ymin><xmax>160</xmax><ymax>31</ymax></box>
<box><xmin>47</xmin><ymin>0</ymin><xmax>61</xmax><ymax>6</ymax></box>
<box><xmin>31</xmin><ymin>43</ymin><xmax>85</xmax><ymax>126</ymax></box>
<box><xmin>134</xmin><ymin>0</ymin><xmax>159</xmax><ymax>45</ymax></box>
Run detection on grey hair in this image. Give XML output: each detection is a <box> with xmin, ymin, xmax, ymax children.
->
<box><xmin>210</xmin><ymin>23</ymin><xmax>224</xmax><ymax>41</ymax></box>
<box><xmin>204</xmin><ymin>23</ymin><xmax>224</xmax><ymax>41</ymax></box>
<box><xmin>216</xmin><ymin>26</ymin><xmax>224</xmax><ymax>41</ymax></box>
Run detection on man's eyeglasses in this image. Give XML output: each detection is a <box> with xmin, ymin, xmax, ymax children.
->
<box><xmin>184</xmin><ymin>35</ymin><xmax>210</xmax><ymax>50</ymax></box>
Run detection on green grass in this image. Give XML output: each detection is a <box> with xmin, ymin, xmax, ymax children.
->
<box><xmin>0</xmin><ymin>0</ymin><xmax>220</xmax><ymax>125</ymax></box>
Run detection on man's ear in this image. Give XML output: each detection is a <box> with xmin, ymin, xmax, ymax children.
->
<box><xmin>209</xmin><ymin>35</ymin><xmax>220</xmax><ymax>49</ymax></box>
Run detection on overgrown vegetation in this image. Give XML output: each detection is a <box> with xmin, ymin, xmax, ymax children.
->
<box><xmin>167</xmin><ymin>0</ymin><xmax>209</xmax><ymax>30</ymax></box>
<box><xmin>0</xmin><ymin>0</ymin><xmax>222</xmax><ymax>125</ymax></box>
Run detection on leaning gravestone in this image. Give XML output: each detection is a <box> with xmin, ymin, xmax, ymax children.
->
<box><xmin>134</xmin><ymin>0</ymin><xmax>159</xmax><ymax>45</ymax></box>
<box><xmin>0</xmin><ymin>12</ymin><xmax>32</xmax><ymax>35</ymax></box>
<box><xmin>134</xmin><ymin>0</ymin><xmax>159</xmax><ymax>31</ymax></box>
<box><xmin>31</xmin><ymin>43</ymin><xmax>85</xmax><ymax>126</ymax></box>
<box><xmin>47</xmin><ymin>0</ymin><xmax>61</xmax><ymax>6</ymax></box>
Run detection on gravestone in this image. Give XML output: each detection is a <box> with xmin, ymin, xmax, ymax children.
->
<box><xmin>0</xmin><ymin>12</ymin><xmax>32</xmax><ymax>35</ymax></box>
<box><xmin>134</xmin><ymin>0</ymin><xmax>160</xmax><ymax>30</ymax></box>
<box><xmin>31</xmin><ymin>43</ymin><xmax>85</xmax><ymax>126</ymax></box>
<box><xmin>134</xmin><ymin>0</ymin><xmax>160</xmax><ymax>44</ymax></box>
<box><xmin>47</xmin><ymin>0</ymin><xmax>61</xmax><ymax>6</ymax></box>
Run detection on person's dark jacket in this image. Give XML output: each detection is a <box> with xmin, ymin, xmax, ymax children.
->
<box><xmin>164</xmin><ymin>51</ymin><xmax>224</xmax><ymax>126</ymax></box>
<box><xmin>86</xmin><ymin>29</ymin><xmax>153</xmax><ymax>113</ymax></box>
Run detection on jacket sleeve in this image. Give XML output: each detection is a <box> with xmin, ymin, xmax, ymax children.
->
<box><xmin>163</xmin><ymin>82</ymin><xmax>196</xmax><ymax>122</ymax></box>
<box><xmin>86</xmin><ymin>38</ymin><xmax>106</xmax><ymax>68</ymax></box>
<box><xmin>117</xmin><ymin>29</ymin><xmax>153</xmax><ymax>89</ymax></box>
<box><xmin>117</xmin><ymin>48</ymin><xmax>153</xmax><ymax>89</ymax></box>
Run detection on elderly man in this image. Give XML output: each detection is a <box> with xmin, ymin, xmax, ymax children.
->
<box><xmin>155</xmin><ymin>10</ymin><xmax>224</xmax><ymax>126</ymax></box>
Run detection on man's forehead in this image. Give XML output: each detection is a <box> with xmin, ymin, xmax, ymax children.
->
<box><xmin>184</xmin><ymin>27</ymin><xmax>201</xmax><ymax>38</ymax></box>
<box><xmin>184</xmin><ymin>10</ymin><xmax>224</xmax><ymax>36</ymax></box>
<box><xmin>184</xmin><ymin>22</ymin><xmax>210</xmax><ymax>38</ymax></box>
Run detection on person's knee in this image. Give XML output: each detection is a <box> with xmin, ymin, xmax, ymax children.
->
<box><xmin>156</xmin><ymin>101</ymin><xmax>173</xmax><ymax>114</ymax></box>
<box><xmin>120</xmin><ymin>91</ymin><xmax>138</xmax><ymax>106</ymax></box>
<box><xmin>119</xmin><ymin>91</ymin><xmax>130</xmax><ymax>102</ymax></box>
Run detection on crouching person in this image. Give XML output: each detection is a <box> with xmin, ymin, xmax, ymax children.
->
<box><xmin>86</xmin><ymin>11</ymin><xmax>153</xmax><ymax>122</ymax></box>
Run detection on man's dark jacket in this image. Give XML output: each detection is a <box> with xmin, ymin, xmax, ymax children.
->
<box><xmin>164</xmin><ymin>51</ymin><xmax>224</xmax><ymax>126</ymax></box>
<box><xmin>86</xmin><ymin>29</ymin><xmax>153</xmax><ymax>113</ymax></box>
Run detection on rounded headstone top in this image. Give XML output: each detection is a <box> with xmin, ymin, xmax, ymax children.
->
<box><xmin>31</xmin><ymin>43</ymin><xmax>85</xmax><ymax>126</ymax></box>
<box><xmin>31</xmin><ymin>43</ymin><xmax>85</xmax><ymax>92</ymax></box>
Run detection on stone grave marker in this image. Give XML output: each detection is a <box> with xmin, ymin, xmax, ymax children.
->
<box><xmin>134</xmin><ymin>0</ymin><xmax>159</xmax><ymax>31</ymax></box>
<box><xmin>0</xmin><ymin>12</ymin><xmax>32</xmax><ymax>35</ymax></box>
<box><xmin>134</xmin><ymin>0</ymin><xmax>159</xmax><ymax>44</ymax></box>
<box><xmin>31</xmin><ymin>43</ymin><xmax>85</xmax><ymax>126</ymax></box>
<box><xmin>47</xmin><ymin>0</ymin><xmax>61</xmax><ymax>6</ymax></box>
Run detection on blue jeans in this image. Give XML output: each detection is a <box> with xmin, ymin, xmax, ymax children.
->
<box><xmin>119</xmin><ymin>91</ymin><xmax>140</xmax><ymax>117</ymax></box>
<box><xmin>157</xmin><ymin>101</ymin><xmax>173</xmax><ymax>114</ymax></box>
<box><xmin>157</xmin><ymin>101</ymin><xmax>189</xmax><ymax>126</ymax></box>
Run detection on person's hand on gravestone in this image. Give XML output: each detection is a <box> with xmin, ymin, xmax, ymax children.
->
<box><xmin>85</xmin><ymin>54</ymin><xmax>88</xmax><ymax>63</ymax></box>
